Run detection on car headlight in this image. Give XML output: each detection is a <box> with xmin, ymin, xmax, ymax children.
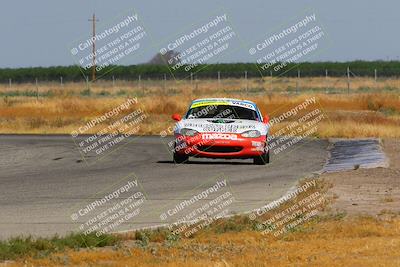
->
<box><xmin>241</xmin><ymin>130</ymin><xmax>261</xmax><ymax>138</ymax></box>
<box><xmin>180</xmin><ymin>128</ymin><xmax>199</xmax><ymax>137</ymax></box>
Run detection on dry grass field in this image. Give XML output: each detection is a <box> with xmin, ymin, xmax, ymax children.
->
<box><xmin>1</xmin><ymin>77</ymin><xmax>399</xmax><ymax>138</ymax></box>
<box><xmin>7</xmin><ymin>217</ymin><xmax>399</xmax><ymax>267</ymax></box>
<box><xmin>4</xmin><ymin>176</ymin><xmax>400</xmax><ymax>267</ymax></box>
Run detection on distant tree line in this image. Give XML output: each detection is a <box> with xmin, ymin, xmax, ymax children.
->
<box><xmin>1</xmin><ymin>61</ymin><xmax>400</xmax><ymax>83</ymax></box>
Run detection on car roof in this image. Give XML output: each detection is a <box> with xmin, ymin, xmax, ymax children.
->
<box><xmin>191</xmin><ymin>98</ymin><xmax>257</xmax><ymax>105</ymax></box>
<box><xmin>187</xmin><ymin>98</ymin><xmax>262</xmax><ymax>119</ymax></box>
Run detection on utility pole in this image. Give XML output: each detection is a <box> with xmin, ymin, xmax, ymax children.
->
<box><xmin>138</xmin><ymin>75</ymin><xmax>142</xmax><ymax>94</ymax></box>
<box><xmin>325</xmin><ymin>69</ymin><xmax>328</xmax><ymax>94</ymax></box>
<box><xmin>270</xmin><ymin>70</ymin><xmax>273</xmax><ymax>92</ymax></box>
<box><xmin>296</xmin><ymin>69</ymin><xmax>300</xmax><ymax>94</ymax></box>
<box><xmin>89</xmin><ymin>13</ymin><xmax>99</xmax><ymax>82</ymax></box>
<box><xmin>86</xmin><ymin>76</ymin><xmax>89</xmax><ymax>90</ymax></box>
<box><xmin>244</xmin><ymin>70</ymin><xmax>248</xmax><ymax>92</ymax></box>
<box><xmin>347</xmin><ymin>66</ymin><xmax>350</xmax><ymax>94</ymax></box>
<box><xmin>35</xmin><ymin>78</ymin><xmax>39</xmax><ymax>100</ymax></box>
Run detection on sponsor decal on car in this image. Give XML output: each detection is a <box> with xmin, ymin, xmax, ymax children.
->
<box><xmin>190</xmin><ymin>99</ymin><xmax>257</xmax><ymax>111</ymax></box>
<box><xmin>190</xmin><ymin>101</ymin><xmax>230</xmax><ymax>109</ymax></box>
<box><xmin>182</xmin><ymin>123</ymin><xmax>206</xmax><ymax>128</ymax></box>
<box><xmin>202</xmin><ymin>133</ymin><xmax>238</xmax><ymax>140</ymax></box>
<box><xmin>230</xmin><ymin>101</ymin><xmax>256</xmax><ymax>110</ymax></box>
<box><xmin>203</xmin><ymin>124</ymin><xmax>239</xmax><ymax>133</ymax></box>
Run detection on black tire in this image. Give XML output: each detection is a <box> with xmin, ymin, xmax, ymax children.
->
<box><xmin>253</xmin><ymin>149</ymin><xmax>270</xmax><ymax>165</ymax></box>
<box><xmin>173</xmin><ymin>151</ymin><xmax>189</xmax><ymax>164</ymax></box>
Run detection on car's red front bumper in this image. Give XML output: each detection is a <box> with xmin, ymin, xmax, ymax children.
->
<box><xmin>174</xmin><ymin>133</ymin><xmax>266</xmax><ymax>159</ymax></box>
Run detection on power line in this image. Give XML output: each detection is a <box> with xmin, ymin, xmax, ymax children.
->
<box><xmin>88</xmin><ymin>13</ymin><xmax>99</xmax><ymax>82</ymax></box>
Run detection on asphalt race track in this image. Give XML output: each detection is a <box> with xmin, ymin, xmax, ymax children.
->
<box><xmin>0</xmin><ymin>135</ymin><xmax>329</xmax><ymax>239</ymax></box>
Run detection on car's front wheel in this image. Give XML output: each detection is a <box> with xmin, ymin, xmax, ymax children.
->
<box><xmin>173</xmin><ymin>151</ymin><xmax>189</xmax><ymax>164</ymax></box>
<box><xmin>253</xmin><ymin>149</ymin><xmax>270</xmax><ymax>165</ymax></box>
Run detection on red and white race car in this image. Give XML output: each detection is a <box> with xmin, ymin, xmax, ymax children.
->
<box><xmin>171</xmin><ymin>98</ymin><xmax>270</xmax><ymax>165</ymax></box>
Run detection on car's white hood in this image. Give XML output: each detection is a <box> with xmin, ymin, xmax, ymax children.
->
<box><xmin>175</xmin><ymin>118</ymin><xmax>269</xmax><ymax>135</ymax></box>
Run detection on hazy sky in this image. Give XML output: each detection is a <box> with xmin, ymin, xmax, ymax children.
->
<box><xmin>1</xmin><ymin>0</ymin><xmax>399</xmax><ymax>68</ymax></box>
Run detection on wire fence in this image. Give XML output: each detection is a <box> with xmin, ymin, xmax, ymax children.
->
<box><xmin>1</xmin><ymin>68</ymin><xmax>399</xmax><ymax>98</ymax></box>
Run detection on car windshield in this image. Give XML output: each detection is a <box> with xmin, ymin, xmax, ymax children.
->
<box><xmin>186</xmin><ymin>105</ymin><xmax>259</xmax><ymax>121</ymax></box>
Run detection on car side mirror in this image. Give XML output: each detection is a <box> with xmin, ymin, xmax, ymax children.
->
<box><xmin>263</xmin><ymin>115</ymin><xmax>270</xmax><ymax>124</ymax></box>
<box><xmin>172</xmin><ymin>114</ymin><xmax>182</xmax><ymax>121</ymax></box>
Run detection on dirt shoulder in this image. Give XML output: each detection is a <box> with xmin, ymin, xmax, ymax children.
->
<box><xmin>322</xmin><ymin>138</ymin><xmax>400</xmax><ymax>216</ymax></box>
